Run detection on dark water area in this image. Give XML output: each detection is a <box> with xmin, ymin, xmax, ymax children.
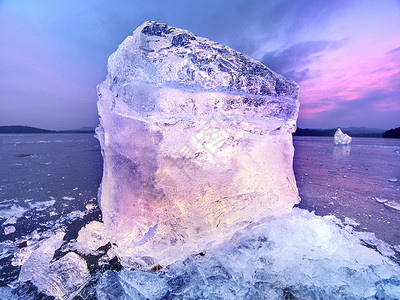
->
<box><xmin>0</xmin><ymin>134</ymin><xmax>399</xmax><ymax>296</ymax></box>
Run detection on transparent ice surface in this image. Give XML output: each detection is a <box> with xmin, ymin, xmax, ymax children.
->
<box><xmin>0</xmin><ymin>132</ymin><xmax>398</xmax><ymax>299</ymax></box>
<box><xmin>96</xmin><ymin>21</ymin><xmax>300</xmax><ymax>269</ymax></box>
<box><xmin>294</xmin><ymin>136</ymin><xmax>400</xmax><ymax>246</ymax></box>
<box><xmin>39</xmin><ymin>252</ymin><xmax>90</xmax><ymax>299</ymax></box>
<box><xmin>95</xmin><ymin>209</ymin><xmax>400</xmax><ymax>300</ymax></box>
<box><xmin>18</xmin><ymin>231</ymin><xmax>65</xmax><ymax>282</ymax></box>
<box><xmin>18</xmin><ymin>231</ymin><xmax>90</xmax><ymax>299</ymax></box>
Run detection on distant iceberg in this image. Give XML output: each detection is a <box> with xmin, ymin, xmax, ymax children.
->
<box><xmin>334</xmin><ymin>128</ymin><xmax>352</xmax><ymax>145</ymax></box>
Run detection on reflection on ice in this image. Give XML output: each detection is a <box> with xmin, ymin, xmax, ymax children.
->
<box><xmin>333</xmin><ymin>145</ymin><xmax>351</xmax><ymax>158</ymax></box>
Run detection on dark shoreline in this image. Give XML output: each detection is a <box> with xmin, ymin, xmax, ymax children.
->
<box><xmin>0</xmin><ymin>125</ymin><xmax>95</xmax><ymax>134</ymax></box>
<box><xmin>1</xmin><ymin>125</ymin><xmax>399</xmax><ymax>138</ymax></box>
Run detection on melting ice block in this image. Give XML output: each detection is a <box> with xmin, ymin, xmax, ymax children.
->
<box><xmin>96</xmin><ymin>21</ymin><xmax>300</xmax><ymax>269</ymax></box>
<box><xmin>334</xmin><ymin>128</ymin><xmax>352</xmax><ymax>145</ymax></box>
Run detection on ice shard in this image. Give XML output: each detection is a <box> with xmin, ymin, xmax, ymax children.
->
<box><xmin>334</xmin><ymin>128</ymin><xmax>352</xmax><ymax>145</ymax></box>
<box><xmin>96</xmin><ymin>21</ymin><xmax>300</xmax><ymax>269</ymax></box>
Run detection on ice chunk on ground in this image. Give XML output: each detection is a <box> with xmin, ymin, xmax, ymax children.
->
<box><xmin>95</xmin><ymin>209</ymin><xmax>400</xmax><ymax>299</ymax></box>
<box><xmin>3</xmin><ymin>216</ymin><xmax>18</xmax><ymax>225</ymax></box>
<box><xmin>0</xmin><ymin>240</ymin><xmax>15</xmax><ymax>260</ymax></box>
<box><xmin>65</xmin><ymin>210</ymin><xmax>85</xmax><ymax>220</ymax></box>
<box><xmin>388</xmin><ymin>177</ymin><xmax>398</xmax><ymax>183</ymax></box>
<box><xmin>384</xmin><ymin>200</ymin><xmax>400</xmax><ymax>213</ymax></box>
<box><xmin>28</xmin><ymin>199</ymin><xmax>55</xmax><ymax>211</ymax></box>
<box><xmin>96</xmin><ymin>270</ymin><xmax>143</xmax><ymax>300</ymax></box>
<box><xmin>0</xmin><ymin>205</ymin><xmax>27</xmax><ymax>224</ymax></box>
<box><xmin>76</xmin><ymin>221</ymin><xmax>109</xmax><ymax>255</ymax></box>
<box><xmin>18</xmin><ymin>231</ymin><xmax>89</xmax><ymax>299</ymax></box>
<box><xmin>96</xmin><ymin>21</ymin><xmax>300</xmax><ymax>269</ymax></box>
<box><xmin>0</xmin><ymin>287</ymin><xmax>14</xmax><ymax>300</ymax></box>
<box><xmin>39</xmin><ymin>252</ymin><xmax>90</xmax><ymax>299</ymax></box>
<box><xmin>334</xmin><ymin>128</ymin><xmax>352</xmax><ymax>145</ymax></box>
<box><xmin>4</xmin><ymin>226</ymin><xmax>15</xmax><ymax>235</ymax></box>
<box><xmin>18</xmin><ymin>231</ymin><xmax>65</xmax><ymax>282</ymax></box>
<box><xmin>119</xmin><ymin>269</ymin><xmax>169</xmax><ymax>299</ymax></box>
<box><xmin>344</xmin><ymin>217</ymin><xmax>359</xmax><ymax>227</ymax></box>
<box><xmin>85</xmin><ymin>203</ymin><xmax>97</xmax><ymax>212</ymax></box>
<box><xmin>375</xmin><ymin>197</ymin><xmax>389</xmax><ymax>203</ymax></box>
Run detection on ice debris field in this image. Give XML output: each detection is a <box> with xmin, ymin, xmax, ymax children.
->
<box><xmin>0</xmin><ymin>21</ymin><xmax>400</xmax><ymax>299</ymax></box>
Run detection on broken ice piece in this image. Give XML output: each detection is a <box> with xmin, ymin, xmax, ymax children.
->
<box><xmin>344</xmin><ymin>217</ymin><xmax>360</xmax><ymax>227</ymax></box>
<box><xmin>19</xmin><ymin>231</ymin><xmax>65</xmax><ymax>282</ymax></box>
<box><xmin>334</xmin><ymin>128</ymin><xmax>352</xmax><ymax>145</ymax></box>
<box><xmin>40</xmin><ymin>252</ymin><xmax>89</xmax><ymax>299</ymax></box>
<box><xmin>76</xmin><ymin>221</ymin><xmax>109</xmax><ymax>255</ymax></box>
<box><xmin>4</xmin><ymin>226</ymin><xmax>15</xmax><ymax>235</ymax></box>
<box><xmin>384</xmin><ymin>200</ymin><xmax>400</xmax><ymax>213</ymax></box>
<box><xmin>375</xmin><ymin>197</ymin><xmax>388</xmax><ymax>204</ymax></box>
<box><xmin>96</xmin><ymin>21</ymin><xmax>300</xmax><ymax>269</ymax></box>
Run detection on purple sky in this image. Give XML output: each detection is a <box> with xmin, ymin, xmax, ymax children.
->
<box><xmin>0</xmin><ymin>0</ymin><xmax>399</xmax><ymax>130</ymax></box>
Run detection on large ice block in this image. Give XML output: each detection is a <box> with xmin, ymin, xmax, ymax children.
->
<box><xmin>96</xmin><ymin>21</ymin><xmax>300</xmax><ymax>269</ymax></box>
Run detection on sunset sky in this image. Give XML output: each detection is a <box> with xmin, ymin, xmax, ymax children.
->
<box><xmin>0</xmin><ymin>0</ymin><xmax>399</xmax><ymax>130</ymax></box>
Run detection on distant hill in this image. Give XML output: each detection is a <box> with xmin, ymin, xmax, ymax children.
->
<box><xmin>383</xmin><ymin>127</ymin><xmax>400</xmax><ymax>138</ymax></box>
<box><xmin>342</xmin><ymin>127</ymin><xmax>385</xmax><ymax>135</ymax></box>
<box><xmin>0</xmin><ymin>126</ymin><xmax>55</xmax><ymax>134</ymax></box>
<box><xmin>0</xmin><ymin>125</ymin><xmax>95</xmax><ymax>134</ymax></box>
<box><xmin>294</xmin><ymin>127</ymin><xmax>384</xmax><ymax>137</ymax></box>
<box><xmin>293</xmin><ymin>128</ymin><xmax>337</xmax><ymax>137</ymax></box>
<box><xmin>0</xmin><ymin>125</ymin><xmax>392</xmax><ymax>137</ymax></box>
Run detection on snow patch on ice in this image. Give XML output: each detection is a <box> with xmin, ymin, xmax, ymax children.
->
<box><xmin>4</xmin><ymin>226</ymin><xmax>15</xmax><ymax>235</ymax></box>
<box><xmin>65</xmin><ymin>210</ymin><xmax>85</xmax><ymax>220</ymax></box>
<box><xmin>28</xmin><ymin>199</ymin><xmax>55</xmax><ymax>211</ymax></box>
<box><xmin>0</xmin><ymin>205</ymin><xmax>27</xmax><ymax>224</ymax></box>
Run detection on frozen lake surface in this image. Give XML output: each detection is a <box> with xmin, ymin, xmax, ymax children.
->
<box><xmin>0</xmin><ymin>134</ymin><xmax>399</xmax><ymax>298</ymax></box>
<box><xmin>294</xmin><ymin>136</ymin><xmax>400</xmax><ymax>245</ymax></box>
